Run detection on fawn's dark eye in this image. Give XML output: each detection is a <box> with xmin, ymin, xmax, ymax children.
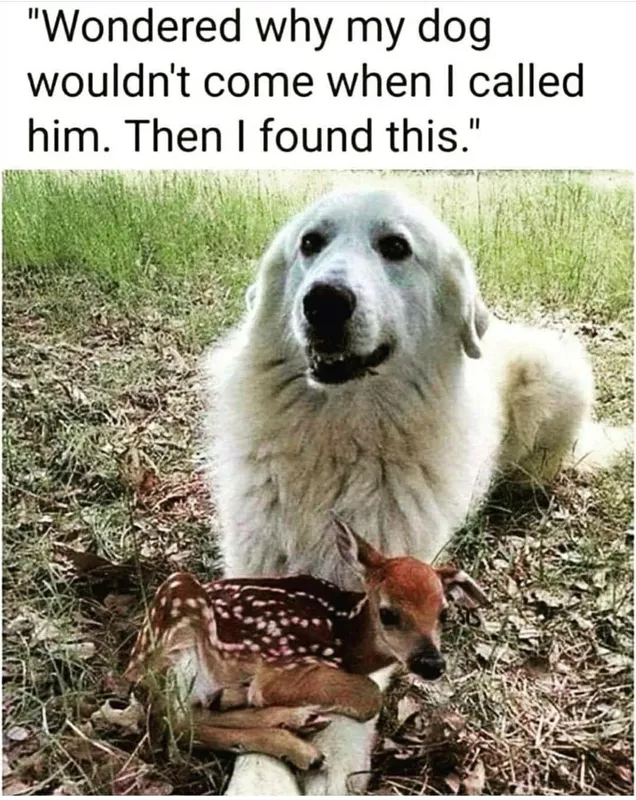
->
<box><xmin>439</xmin><ymin>608</ymin><xmax>449</xmax><ymax>625</ymax></box>
<box><xmin>300</xmin><ymin>231</ymin><xmax>326</xmax><ymax>257</ymax></box>
<box><xmin>377</xmin><ymin>234</ymin><xmax>412</xmax><ymax>262</ymax></box>
<box><xmin>379</xmin><ymin>607</ymin><xmax>401</xmax><ymax>628</ymax></box>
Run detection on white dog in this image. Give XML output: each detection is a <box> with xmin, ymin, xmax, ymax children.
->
<box><xmin>203</xmin><ymin>190</ymin><xmax>629</xmax><ymax>795</ymax></box>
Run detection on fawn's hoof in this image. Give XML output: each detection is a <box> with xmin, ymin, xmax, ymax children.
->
<box><xmin>308</xmin><ymin>752</ymin><xmax>326</xmax><ymax>771</ymax></box>
<box><xmin>288</xmin><ymin>741</ymin><xmax>326</xmax><ymax>771</ymax></box>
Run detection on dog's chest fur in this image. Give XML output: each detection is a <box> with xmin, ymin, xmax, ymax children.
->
<box><xmin>208</xmin><ymin>353</ymin><xmax>499</xmax><ymax>587</ymax></box>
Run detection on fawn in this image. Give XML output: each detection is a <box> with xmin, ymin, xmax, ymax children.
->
<box><xmin>125</xmin><ymin>517</ymin><xmax>487</xmax><ymax>770</ymax></box>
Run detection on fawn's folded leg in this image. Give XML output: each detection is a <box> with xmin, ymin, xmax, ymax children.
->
<box><xmin>198</xmin><ymin>705</ymin><xmax>331</xmax><ymax>733</ymax></box>
<box><xmin>302</xmin><ymin>664</ymin><xmax>395</xmax><ymax>796</ymax></box>
<box><xmin>250</xmin><ymin>664</ymin><xmax>382</xmax><ymax>722</ymax></box>
<box><xmin>193</xmin><ymin>723</ymin><xmax>324</xmax><ymax>772</ymax></box>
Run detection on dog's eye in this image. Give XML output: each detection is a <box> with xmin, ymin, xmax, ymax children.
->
<box><xmin>379</xmin><ymin>607</ymin><xmax>401</xmax><ymax>628</ymax></box>
<box><xmin>378</xmin><ymin>235</ymin><xmax>412</xmax><ymax>262</ymax></box>
<box><xmin>300</xmin><ymin>232</ymin><xmax>326</xmax><ymax>257</ymax></box>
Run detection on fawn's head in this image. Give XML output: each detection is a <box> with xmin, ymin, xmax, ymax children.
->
<box><xmin>334</xmin><ymin>516</ymin><xmax>487</xmax><ymax>681</ymax></box>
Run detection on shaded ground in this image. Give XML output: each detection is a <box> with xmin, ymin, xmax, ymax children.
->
<box><xmin>2</xmin><ymin>271</ymin><xmax>632</xmax><ymax>795</ymax></box>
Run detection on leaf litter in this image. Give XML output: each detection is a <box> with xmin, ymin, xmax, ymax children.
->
<box><xmin>3</xmin><ymin>276</ymin><xmax>633</xmax><ymax>795</ymax></box>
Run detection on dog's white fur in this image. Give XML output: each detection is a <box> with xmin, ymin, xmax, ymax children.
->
<box><xmin>203</xmin><ymin>190</ymin><xmax>629</xmax><ymax>795</ymax></box>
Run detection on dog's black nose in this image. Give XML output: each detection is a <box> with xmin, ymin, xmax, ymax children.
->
<box><xmin>407</xmin><ymin>648</ymin><xmax>446</xmax><ymax>681</ymax></box>
<box><xmin>303</xmin><ymin>282</ymin><xmax>356</xmax><ymax>337</ymax></box>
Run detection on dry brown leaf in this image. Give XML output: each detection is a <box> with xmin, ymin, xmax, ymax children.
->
<box><xmin>91</xmin><ymin>695</ymin><xmax>145</xmax><ymax>734</ymax></box>
<box><xmin>69</xmin><ymin>385</ymin><xmax>89</xmax><ymax>406</ymax></box>
<box><xmin>614</xmin><ymin>765</ymin><xmax>632</xmax><ymax>784</ymax></box>
<box><xmin>379</xmin><ymin>737</ymin><xmax>402</xmax><ymax>753</ymax></box>
<box><xmin>523</xmin><ymin>654</ymin><xmax>551</xmax><ymax>677</ymax></box>
<box><xmin>532</xmin><ymin>588</ymin><xmax>568</xmax><ymax>609</ymax></box>
<box><xmin>103</xmin><ymin>670</ymin><xmax>133</xmax><ymax>697</ymax></box>
<box><xmin>3</xmin><ymin>753</ymin><xmax>13</xmax><ymax>777</ymax></box>
<box><xmin>112</xmin><ymin>764</ymin><xmax>173</xmax><ymax>796</ymax></box>
<box><xmin>61</xmin><ymin>641</ymin><xmax>96</xmax><ymax>661</ymax></box>
<box><xmin>444</xmin><ymin>771</ymin><xmax>461</xmax><ymax>794</ymax></box>
<box><xmin>52</xmin><ymin>543</ymin><xmax>122</xmax><ymax>575</ymax></box>
<box><xmin>427</xmin><ymin>708</ymin><xmax>467</xmax><ymax>743</ymax></box>
<box><xmin>396</xmin><ymin>694</ymin><xmax>421</xmax><ymax>728</ymax></box>
<box><xmin>120</xmin><ymin>446</ymin><xmax>159</xmax><ymax>502</ymax></box>
<box><xmin>61</xmin><ymin>732</ymin><xmax>168</xmax><ymax>795</ymax></box>
<box><xmin>474</xmin><ymin>642</ymin><xmax>495</xmax><ymax>662</ymax></box>
<box><xmin>2</xmin><ymin>776</ymin><xmax>33</xmax><ymax>795</ymax></box>
<box><xmin>103</xmin><ymin>593</ymin><xmax>136</xmax><ymax>616</ymax></box>
<box><xmin>6</xmin><ymin>727</ymin><xmax>31</xmax><ymax>743</ymax></box>
<box><xmin>53</xmin><ymin>780</ymin><xmax>82</xmax><ymax>795</ymax></box>
<box><xmin>5</xmin><ymin>610</ymin><xmax>64</xmax><ymax>643</ymax></box>
<box><xmin>463</xmin><ymin>759</ymin><xmax>486</xmax><ymax>794</ymax></box>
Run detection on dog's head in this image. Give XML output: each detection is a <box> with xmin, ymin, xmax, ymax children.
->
<box><xmin>248</xmin><ymin>190</ymin><xmax>489</xmax><ymax>387</ymax></box>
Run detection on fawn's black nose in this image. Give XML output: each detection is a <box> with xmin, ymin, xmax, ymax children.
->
<box><xmin>303</xmin><ymin>282</ymin><xmax>357</xmax><ymax>339</ymax></box>
<box><xmin>407</xmin><ymin>647</ymin><xmax>446</xmax><ymax>681</ymax></box>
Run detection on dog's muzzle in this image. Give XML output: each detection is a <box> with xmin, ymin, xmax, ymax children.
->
<box><xmin>308</xmin><ymin>342</ymin><xmax>392</xmax><ymax>385</ymax></box>
<box><xmin>303</xmin><ymin>282</ymin><xmax>356</xmax><ymax>349</ymax></box>
<box><xmin>302</xmin><ymin>281</ymin><xmax>392</xmax><ymax>384</ymax></box>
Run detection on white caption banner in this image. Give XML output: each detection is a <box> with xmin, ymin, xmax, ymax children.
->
<box><xmin>0</xmin><ymin>0</ymin><xmax>633</xmax><ymax>169</ymax></box>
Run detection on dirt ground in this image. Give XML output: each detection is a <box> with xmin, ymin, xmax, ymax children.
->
<box><xmin>3</xmin><ymin>269</ymin><xmax>632</xmax><ymax>795</ymax></box>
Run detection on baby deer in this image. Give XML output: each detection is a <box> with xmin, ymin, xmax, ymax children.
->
<box><xmin>125</xmin><ymin>517</ymin><xmax>487</xmax><ymax>770</ymax></box>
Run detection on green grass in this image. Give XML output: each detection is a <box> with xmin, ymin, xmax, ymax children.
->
<box><xmin>2</xmin><ymin>170</ymin><xmax>633</xmax><ymax>795</ymax></box>
<box><xmin>3</xmin><ymin>171</ymin><xmax>633</xmax><ymax>343</ymax></box>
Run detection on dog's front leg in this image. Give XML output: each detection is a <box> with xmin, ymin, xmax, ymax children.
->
<box><xmin>224</xmin><ymin>753</ymin><xmax>301</xmax><ymax>796</ymax></box>
<box><xmin>302</xmin><ymin>665</ymin><xmax>395</xmax><ymax>795</ymax></box>
<box><xmin>301</xmin><ymin>714</ymin><xmax>376</xmax><ymax>795</ymax></box>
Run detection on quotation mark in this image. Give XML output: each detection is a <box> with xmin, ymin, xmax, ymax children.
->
<box><xmin>28</xmin><ymin>7</ymin><xmax>39</xmax><ymax>20</ymax></box>
<box><xmin>462</xmin><ymin>118</ymin><xmax>481</xmax><ymax>151</ymax></box>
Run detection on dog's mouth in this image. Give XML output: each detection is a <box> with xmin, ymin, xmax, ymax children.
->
<box><xmin>307</xmin><ymin>342</ymin><xmax>392</xmax><ymax>385</ymax></box>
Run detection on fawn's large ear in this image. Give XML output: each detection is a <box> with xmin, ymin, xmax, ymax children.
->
<box><xmin>332</xmin><ymin>514</ymin><xmax>385</xmax><ymax>574</ymax></box>
<box><xmin>436</xmin><ymin>565</ymin><xmax>489</xmax><ymax>609</ymax></box>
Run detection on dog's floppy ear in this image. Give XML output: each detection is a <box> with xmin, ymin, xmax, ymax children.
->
<box><xmin>436</xmin><ymin>564</ymin><xmax>489</xmax><ymax>609</ymax></box>
<box><xmin>460</xmin><ymin>289</ymin><xmax>489</xmax><ymax>359</ymax></box>
<box><xmin>445</xmin><ymin>251</ymin><xmax>489</xmax><ymax>359</ymax></box>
